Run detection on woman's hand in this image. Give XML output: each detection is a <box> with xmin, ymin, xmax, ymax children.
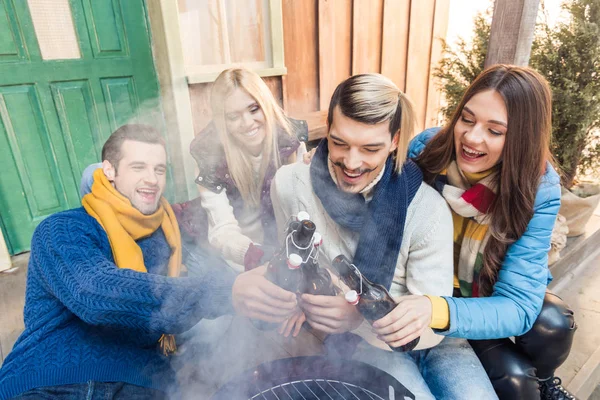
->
<box><xmin>232</xmin><ymin>265</ymin><xmax>297</xmax><ymax>323</ymax></box>
<box><xmin>371</xmin><ymin>295</ymin><xmax>432</xmax><ymax>349</ymax></box>
<box><xmin>278</xmin><ymin>308</ymin><xmax>306</xmax><ymax>337</ymax></box>
<box><xmin>303</xmin><ymin>148</ymin><xmax>317</xmax><ymax>164</ymax></box>
<box><xmin>299</xmin><ymin>293</ymin><xmax>363</xmax><ymax>334</ymax></box>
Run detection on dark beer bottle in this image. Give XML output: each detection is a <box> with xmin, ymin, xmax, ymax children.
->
<box><xmin>303</xmin><ymin>233</ymin><xmax>337</xmax><ymax>296</ymax></box>
<box><xmin>290</xmin><ymin>218</ymin><xmax>317</xmax><ymax>262</ymax></box>
<box><xmin>331</xmin><ymin>254</ymin><xmax>420</xmax><ymax>352</ymax></box>
<box><xmin>253</xmin><ymin>216</ymin><xmax>314</xmax><ymax>330</ymax></box>
<box><xmin>253</xmin><ymin>252</ymin><xmax>303</xmax><ymax>331</ymax></box>
<box><xmin>266</xmin><ymin>217</ymin><xmax>315</xmax><ymax>289</ymax></box>
<box><xmin>266</xmin><ymin>253</ymin><xmax>303</xmax><ymax>292</ymax></box>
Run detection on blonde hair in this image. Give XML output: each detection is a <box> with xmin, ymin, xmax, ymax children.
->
<box><xmin>327</xmin><ymin>73</ymin><xmax>415</xmax><ymax>173</ymax></box>
<box><xmin>211</xmin><ymin>68</ymin><xmax>292</xmax><ymax>207</ymax></box>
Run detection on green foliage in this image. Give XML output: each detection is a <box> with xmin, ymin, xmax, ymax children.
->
<box><xmin>530</xmin><ymin>0</ymin><xmax>600</xmax><ymax>187</ymax></box>
<box><xmin>434</xmin><ymin>9</ymin><xmax>492</xmax><ymax>121</ymax></box>
<box><xmin>434</xmin><ymin>0</ymin><xmax>600</xmax><ymax>187</ymax></box>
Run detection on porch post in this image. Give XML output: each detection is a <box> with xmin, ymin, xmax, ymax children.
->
<box><xmin>146</xmin><ymin>0</ymin><xmax>197</xmax><ymax>202</ymax></box>
<box><xmin>485</xmin><ymin>0</ymin><xmax>540</xmax><ymax>67</ymax></box>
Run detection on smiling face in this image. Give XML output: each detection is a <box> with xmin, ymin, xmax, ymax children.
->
<box><xmin>328</xmin><ymin>107</ymin><xmax>397</xmax><ymax>193</ymax></box>
<box><xmin>454</xmin><ymin>89</ymin><xmax>507</xmax><ymax>174</ymax></box>
<box><xmin>224</xmin><ymin>88</ymin><xmax>267</xmax><ymax>155</ymax></box>
<box><xmin>103</xmin><ymin>140</ymin><xmax>167</xmax><ymax>215</ymax></box>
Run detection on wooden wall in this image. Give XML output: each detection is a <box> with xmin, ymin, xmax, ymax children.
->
<box><xmin>187</xmin><ymin>0</ymin><xmax>449</xmax><ymax>136</ymax></box>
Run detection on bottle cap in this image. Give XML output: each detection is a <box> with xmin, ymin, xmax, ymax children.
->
<box><xmin>313</xmin><ymin>232</ymin><xmax>323</xmax><ymax>247</ymax></box>
<box><xmin>297</xmin><ymin>211</ymin><xmax>310</xmax><ymax>221</ymax></box>
<box><xmin>345</xmin><ymin>290</ymin><xmax>360</xmax><ymax>305</ymax></box>
<box><xmin>287</xmin><ymin>253</ymin><xmax>303</xmax><ymax>269</ymax></box>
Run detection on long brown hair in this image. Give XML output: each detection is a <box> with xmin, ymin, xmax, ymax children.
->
<box><xmin>415</xmin><ymin>65</ymin><xmax>553</xmax><ymax>296</ymax></box>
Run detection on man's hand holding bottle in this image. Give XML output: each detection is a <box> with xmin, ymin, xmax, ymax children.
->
<box><xmin>299</xmin><ymin>293</ymin><xmax>364</xmax><ymax>334</ymax></box>
<box><xmin>278</xmin><ymin>308</ymin><xmax>306</xmax><ymax>337</ymax></box>
<box><xmin>231</xmin><ymin>265</ymin><xmax>297</xmax><ymax>323</ymax></box>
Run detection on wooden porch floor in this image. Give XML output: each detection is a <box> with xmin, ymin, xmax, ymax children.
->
<box><xmin>0</xmin><ymin>253</ymin><xmax>27</xmax><ymax>365</ymax></box>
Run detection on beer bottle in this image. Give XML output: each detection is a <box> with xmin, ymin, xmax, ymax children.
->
<box><xmin>266</xmin><ymin>216</ymin><xmax>315</xmax><ymax>289</ymax></box>
<box><xmin>266</xmin><ymin>252</ymin><xmax>303</xmax><ymax>293</ymax></box>
<box><xmin>332</xmin><ymin>255</ymin><xmax>420</xmax><ymax>352</ymax></box>
<box><xmin>290</xmin><ymin>218</ymin><xmax>317</xmax><ymax>262</ymax></box>
<box><xmin>303</xmin><ymin>233</ymin><xmax>337</xmax><ymax>296</ymax></box>
<box><xmin>253</xmin><ymin>216</ymin><xmax>314</xmax><ymax>330</ymax></box>
<box><xmin>253</xmin><ymin>252</ymin><xmax>303</xmax><ymax>331</ymax></box>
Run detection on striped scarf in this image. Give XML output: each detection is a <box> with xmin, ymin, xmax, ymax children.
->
<box><xmin>435</xmin><ymin>161</ymin><xmax>497</xmax><ymax>297</ymax></box>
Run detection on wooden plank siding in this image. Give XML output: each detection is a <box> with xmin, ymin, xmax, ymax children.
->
<box><xmin>188</xmin><ymin>83</ymin><xmax>213</xmax><ymax>135</ymax></box>
<box><xmin>318</xmin><ymin>0</ymin><xmax>352</xmax><ymax>111</ymax></box>
<box><xmin>351</xmin><ymin>0</ymin><xmax>384</xmax><ymax>75</ymax></box>
<box><xmin>381</xmin><ymin>0</ymin><xmax>411</xmax><ymax>91</ymax></box>
<box><xmin>185</xmin><ymin>0</ymin><xmax>450</xmax><ymax>140</ymax></box>
<box><xmin>281</xmin><ymin>0</ymin><xmax>319</xmax><ymax>116</ymax></box>
<box><xmin>405</xmin><ymin>0</ymin><xmax>436</xmax><ymax>133</ymax></box>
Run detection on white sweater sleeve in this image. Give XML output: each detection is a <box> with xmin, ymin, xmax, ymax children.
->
<box><xmin>405</xmin><ymin>200</ymin><xmax>454</xmax><ymax>298</ymax></box>
<box><xmin>198</xmin><ymin>186</ymin><xmax>252</xmax><ymax>265</ymax></box>
<box><xmin>270</xmin><ymin>166</ymin><xmax>299</xmax><ymax>241</ymax></box>
<box><xmin>404</xmin><ymin>187</ymin><xmax>454</xmax><ymax>350</ymax></box>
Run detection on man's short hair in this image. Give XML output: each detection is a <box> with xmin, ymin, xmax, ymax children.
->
<box><xmin>102</xmin><ymin>124</ymin><xmax>166</xmax><ymax>170</ymax></box>
<box><xmin>327</xmin><ymin>73</ymin><xmax>405</xmax><ymax>138</ymax></box>
<box><xmin>327</xmin><ymin>74</ymin><xmax>416</xmax><ymax>172</ymax></box>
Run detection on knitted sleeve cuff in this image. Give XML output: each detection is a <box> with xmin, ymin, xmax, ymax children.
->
<box><xmin>244</xmin><ymin>243</ymin><xmax>264</xmax><ymax>271</ymax></box>
<box><xmin>425</xmin><ymin>295</ymin><xmax>450</xmax><ymax>330</ymax></box>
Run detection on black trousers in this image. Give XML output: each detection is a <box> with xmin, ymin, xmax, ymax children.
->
<box><xmin>469</xmin><ymin>292</ymin><xmax>577</xmax><ymax>400</ymax></box>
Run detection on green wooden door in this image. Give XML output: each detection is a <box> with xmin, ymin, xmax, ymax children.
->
<box><xmin>0</xmin><ymin>0</ymin><xmax>161</xmax><ymax>254</ymax></box>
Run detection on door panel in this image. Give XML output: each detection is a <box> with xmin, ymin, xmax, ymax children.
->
<box><xmin>84</xmin><ymin>0</ymin><xmax>127</xmax><ymax>56</ymax></box>
<box><xmin>0</xmin><ymin>85</ymin><xmax>67</xmax><ymax>215</ymax></box>
<box><xmin>0</xmin><ymin>0</ymin><xmax>28</xmax><ymax>64</ymax></box>
<box><xmin>0</xmin><ymin>86</ymin><xmax>71</xmax><ymax>252</ymax></box>
<box><xmin>0</xmin><ymin>0</ymin><xmax>162</xmax><ymax>254</ymax></box>
<box><xmin>51</xmin><ymin>80</ymin><xmax>103</xmax><ymax>180</ymax></box>
<box><xmin>0</xmin><ymin>1</ymin><xmax>20</xmax><ymax>62</ymax></box>
<box><xmin>101</xmin><ymin>77</ymin><xmax>138</xmax><ymax>131</ymax></box>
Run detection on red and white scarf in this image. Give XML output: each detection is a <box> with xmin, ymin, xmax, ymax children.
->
<box><xmin>435</xmin><ymin>161</ymin><xmax>497</xmax><ymax>297</ymax></box>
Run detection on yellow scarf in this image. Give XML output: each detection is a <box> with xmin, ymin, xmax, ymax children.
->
<box><xmin>82</xmin><ymin>168</ymin><xmax>181</xmax><ymax>354</ymax></box>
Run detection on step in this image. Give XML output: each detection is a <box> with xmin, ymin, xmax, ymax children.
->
<box><xmin>552</xmin><ymin>244</ymin><xmax>600</xmax><ymax>399</ymax></box>
<box><xmin>548</xmin><ymin>201</ymin><xmax>600</xmax><ymax>399</ymax></box>
<box><xmin>549</xmin><ymin>213</ymin><xmax>600</xmax><ymax>290</ymax></box>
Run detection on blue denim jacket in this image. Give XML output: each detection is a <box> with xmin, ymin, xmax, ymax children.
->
<box><xmin>409</xmin><ymin>128</ymin><xmax>561</xmax><ymax>339</ymax></box>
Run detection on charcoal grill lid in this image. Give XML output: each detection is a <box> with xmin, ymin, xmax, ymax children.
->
<box><xmin>211</xmin><ymin>356</ymin><xmax>415</xmax><ymax>399</ymax></box>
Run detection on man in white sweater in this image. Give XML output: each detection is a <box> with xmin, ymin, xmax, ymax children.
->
<box><xmin>270</xmin><ymin>74</ymin><xmax>496</xmax><ymax>399</ymax></box>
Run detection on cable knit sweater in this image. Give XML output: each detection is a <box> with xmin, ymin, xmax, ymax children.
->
<box><xmin>271</xmin><ymin>162</ymin><xmax>454</xmax><ymax>350</ymax></box>
<box><xmin>0</xmin><ymin>208</ymin><xmax>236</xmax><ymax>399</ymax></box>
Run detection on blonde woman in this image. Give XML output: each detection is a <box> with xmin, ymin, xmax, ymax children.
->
<box><xmin>174</xmin><ymin>68</ymin><xmax>308</xmax><ymax>273</ymax></box>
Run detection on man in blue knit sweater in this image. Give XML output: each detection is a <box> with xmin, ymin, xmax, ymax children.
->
<box><xmin>0</xmin><ymin>124</ymin><xmax>298</xmax><ymax>399</ymax></box>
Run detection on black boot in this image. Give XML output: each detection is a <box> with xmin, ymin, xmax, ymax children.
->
<box><xmin>539</xmin><ymin>377</ymin><xmax>577</xmax><ymax>400</ymax></box>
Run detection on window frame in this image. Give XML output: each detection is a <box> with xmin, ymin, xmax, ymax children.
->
<box><xmin>179</xmin><ymin>0</ymin><xmax>287</xmax><ymax>84</ymax></box>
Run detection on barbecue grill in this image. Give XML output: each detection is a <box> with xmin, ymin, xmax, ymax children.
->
<box><xmin>211</xmin><ymin>356</ymin><xmax>415</xmax><ymax>400</ymax></box>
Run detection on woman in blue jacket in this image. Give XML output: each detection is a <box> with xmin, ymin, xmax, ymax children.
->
<box><xmin>373</xmin><ymin>65</ymin><xmax>576</xmax><ymax>399</ymax></box>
